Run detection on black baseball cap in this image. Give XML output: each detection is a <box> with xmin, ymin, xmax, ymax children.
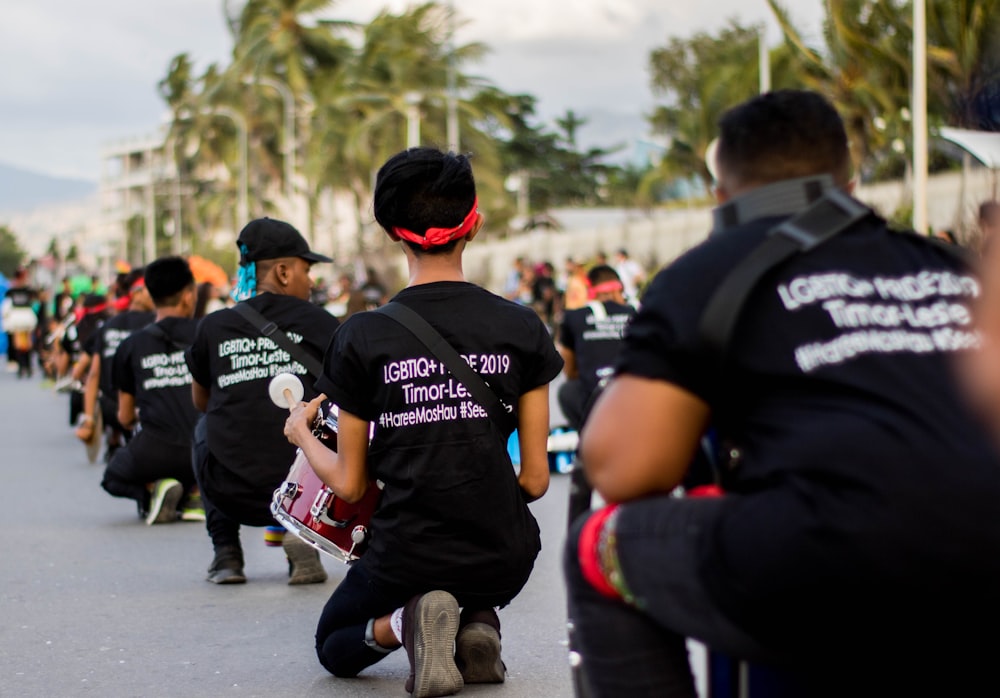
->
<box><xmin>236</xmin><ymin>217</ymin><xmax>333</xmax><ymax>264</ymax></box>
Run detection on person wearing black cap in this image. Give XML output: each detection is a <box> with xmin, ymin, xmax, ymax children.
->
<box><xmin>101</xmin><ymin>256</ymin><xmax>201</xmax><ymax>524</ymax></box>
<box><xmin>283</xmin><ymin>148</ymin><xmax>563</xmax><ymax>698</ymax></box>
<box><xmin>186</xmin><ymin>218</ymin><xmax>339</xmax><ymax>585</ymax></box>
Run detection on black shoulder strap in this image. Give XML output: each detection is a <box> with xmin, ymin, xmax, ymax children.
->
<box><xmin>232</xmin><ymin>302</ymin><xmax>323</xmax><ymax>378</ymax></box>
<box><xmin>144</xmin><ymin>323</ymin><xmax>189</xmax><ymax>352</ymax></box>
<box><xmin>698</xmin><ymin>189</ymin><xmax>872</xmax><ymax>364</ymax></box>
<box><xmin>374</xmin><ymin>302</ymin><xmax>518</xmax><ymax>434</ymax></box>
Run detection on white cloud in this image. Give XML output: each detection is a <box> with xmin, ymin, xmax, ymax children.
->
<box><xmin>0</xmin><ymin>0</ymin><xmax>825</xmax><ymax>179</ymax></box>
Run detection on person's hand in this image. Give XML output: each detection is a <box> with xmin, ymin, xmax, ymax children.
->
<box><xmin>74</xmin><ymin>416</ymin><xmax>94</xmax><ymax>443</ymax></box>
<box><xmin>283</xmin><ymin>395</ymin><xmax>325</xmax><ymax>447</ymax></box>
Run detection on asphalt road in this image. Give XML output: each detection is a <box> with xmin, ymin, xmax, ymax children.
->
<box><xmin>0</xmin><ymin>369</ymin><xmax>577</xmax><ymax>697</ymax></box>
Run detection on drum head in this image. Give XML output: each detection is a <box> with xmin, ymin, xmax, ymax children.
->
<box><xmin>85</xmin><ymin>408</ymin><xmax>103</xmax><ymax>464</ymax></box>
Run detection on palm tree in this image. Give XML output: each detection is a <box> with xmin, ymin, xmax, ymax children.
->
<box><xmin>307</xmin><ymin>3</ymin><xmax>495</xmax><ymax>252</ymax></box>
<box><xmin>223</xmin><ymin>0</ymin><xmax>355</xmax><ymax>238</ymax></box>
<box><xmin>926</xmin><ymin>0</ymin><xmax>1000</xmax><ymax>129</ymax></box>
<box><xmin>645</xmin><ymin>20</ymin><xmax>768</xmax><ymax>194</ymax></box>
<box><xmin>768</xmin><ymin>0</ymin><xmax>912</xmax><ymax>179</ymax></box>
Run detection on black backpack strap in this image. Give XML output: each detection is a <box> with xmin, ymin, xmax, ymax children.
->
<box><xmin>698</xmin><ymin>189</ymin><xmax>872</xmax><ymax>363</ymax></box>
<box><xmin>144</xmin><ymin>323</ymin><xmax>189</xmax><ymax>352</ymax></box>
<box><xmin>232</xmin><ymin>302</ymin><xmax>323</xmax><ymax>378</ymax></box>
<box><xmin>374</xmin><ymin>302</ymin><xmax>518</xmax><ymax>434</ymax></box>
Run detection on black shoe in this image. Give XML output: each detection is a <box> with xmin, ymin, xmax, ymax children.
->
<box><xmin>403</xmin><ymin>591</ymin><xmax>463</xmax><ymax>698</ymax></box>
<box><xmin>456</xmin><ymin>622</ymin><xmax>505</xmax><ymax>683</ymax></box>
<box><xmin>207</xmin><ymin>545</ymin><xmax>246</xmax><ymax>584</ymax></box>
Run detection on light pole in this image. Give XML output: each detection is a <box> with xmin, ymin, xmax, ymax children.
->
<box><xmin>445</xmin><ymin>0</ymin><xmax>459</xmax><ymax>151</ymax></box>
<box><xmin>405</xmin><ymin>92</ymin><xmax>422</xmax><ymax>149</ymax></box>
<box><xmin>211</xmin><ymin>107</ymin><xmax>249</xmax><ymax>227</ymax></box>
<box><xmin>247</xmin><ymin>76</ymin><xmax>295</xmax><ymax>205</ymax></box>
<box><xmin>912</xmin><ymin>0</ymin><xmax>928</xmax><ymax>234</ymax></box>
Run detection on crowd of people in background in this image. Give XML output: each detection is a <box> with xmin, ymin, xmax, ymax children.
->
<box><xmin>500</xmin><ymin>247</ymin><xmax>649</xmax><ymax>335</ymax></box>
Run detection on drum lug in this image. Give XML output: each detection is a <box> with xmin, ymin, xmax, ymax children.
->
<box><xmin>310</xmin><ymin>489</ymin><xmax>333</xmax><ymax>520</ymax></box>
<box><xmin>280</xmin><ymin>481</ymin><xmax>300</xmax><ymax>499</ymax></box>
<box><xmin>346</xmin><ymin>525</ymin><xmax>367</xmax><ymax>558</ymax></box>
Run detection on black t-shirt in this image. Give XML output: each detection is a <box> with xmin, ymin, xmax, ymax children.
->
<box><xmin>316</xmin><ymin>281</ymin><xmax>564</xmax><ymax>597</ymax></box>
<box><xmin>559</xmin><ymin>300</ymin><xmax>636</xmax><ymax>395</ymax></box>
<box><xmin>62</xmin><ymin>312</ymin><xmax>108</xmax><ymax>358</ymax></box>
<box><xmin>5</xmin><ymin>285</ymin><xmax>35</xmax><ymax>308</ymax></box>
<box><xmin>112</xmin><ymin>317</ymin><xmax>200</xmax><ymax>442</ymax></box>
<box><xmin>621</xmin><ymin>212</ymin><xmax>1000</xmax><ymax>652</ymax></box>
<box><xmin>91</xmin><ymin>310</ymin><xmax>155</xmax><ymax>398</ymax></box>
<box><xmin>185</xmin><ymin>293</ymin><xmax>339</xmax><ymax>503</ymax></box>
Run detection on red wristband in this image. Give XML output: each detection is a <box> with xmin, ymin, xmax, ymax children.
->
<box><xmin>577</xmin><ymin>504</ymin><xmax>622</xmax><ymax>600</ymax></box>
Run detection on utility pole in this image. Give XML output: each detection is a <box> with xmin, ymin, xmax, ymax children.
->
<box><xmin>912</xmin><ymin>0</ymin><xmax>929</xmax><ymax>234</ymax></box>
<box><xmin>446</xmin><ymin>0</ymin><xmax>459</xmax><ymax>151</ymax></box>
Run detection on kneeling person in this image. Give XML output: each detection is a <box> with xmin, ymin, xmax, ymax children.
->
<box><xmin>101</xmin><ymin>257</ymin><xmax>201</xmax><ymax>524</ymax></box>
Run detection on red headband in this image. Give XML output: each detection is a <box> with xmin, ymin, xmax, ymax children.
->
<box><xmin>589</xmin><ymin>280</ymin><xmax>623</xmax><ymax>299</ymax></box>
<box><xmin>393</xmin><ymin>197</ymin><xmax>479</xmax><ymax>250</ymax></box>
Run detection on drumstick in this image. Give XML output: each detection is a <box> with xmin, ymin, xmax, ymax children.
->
<box><xmin>269</xmin><ymin>373</ymin><xmax>304</xmax><ymax>411</ymax></box>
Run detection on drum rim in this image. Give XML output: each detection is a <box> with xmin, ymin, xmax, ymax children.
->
<box><xmin>271</xmin><ymin>508</ymin><xmax>357</xmax><ymax>564</ymax></box>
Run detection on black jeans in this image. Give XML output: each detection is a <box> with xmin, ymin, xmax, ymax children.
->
<box><xmin>316</xmin><ymin>560</ymin><xmax>512</xmax><ymax>679</ymax></box>
<box><xmin>191</xmin><ymin>415</ymin><xmax>279</xmax><ymax>550</ymax></box>
<box><xmin>564</xmin><ymin>496</ymin><xmax>777</xmax><ymax>698</ymax></box>
<box><xmin>101</xmin><ymin>427</ymin><xmax>196</xmax><ymax>505</ymax></box>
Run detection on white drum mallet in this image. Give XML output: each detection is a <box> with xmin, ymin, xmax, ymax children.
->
<box><xmin>269</xmin><ymin>372</ymin><xmax>304</xmax><ymax>412</ymax></box>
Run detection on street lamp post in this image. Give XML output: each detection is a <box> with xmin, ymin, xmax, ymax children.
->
<box><xmin>446</xmin><ymin>0</ymin><xmax>459</xmax><ymax>151</ymax></box>
<box><xmin>912</xmin><ymin>0</ymin><xmax>929</xmax><ymax>234</ymax></box>
<box><xmin>212</xmin><ymin>107</ymin><xmax>250</xmax><ymax>227</ymax></box>
<box><xmin>248</xmin><ymin>77</ymin><xmax>295</xmax><ymax>206</ymax></box>
<box><xmin>405</xmin><ymin>92</ymin><xmax>422</xmax><ymax>149</ymax></box>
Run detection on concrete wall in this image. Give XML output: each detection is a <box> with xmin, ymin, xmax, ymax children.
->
<box><xmin>451</xmin><ymin>168</ymin><xmax>998</xmax><ymax>294</ymax></box>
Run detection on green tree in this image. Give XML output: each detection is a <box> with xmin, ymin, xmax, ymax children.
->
<box><xmin>0</xmin><ymin>226</ymin><xmax>27</xmax><ymax>277</ymax></box>
<box><xmin>647</xmin><ymin>21</ymin><xmax>768</xmax><ymax>191</ymax></box>
<box><xmin>769</xmin><ymin>0</ymin><xmax>913</xmax><ymax>179</ymax></box>
<box><xmin>926</xmin><ymin>0</ymin><xmax>1000</xmax><ymax>129</ymax></box>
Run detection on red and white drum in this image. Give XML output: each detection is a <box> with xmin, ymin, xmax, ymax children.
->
<box><xmin>271</xmin><ymin>403</ymin><xmax>380</xmax><ymax>563</ymax></box>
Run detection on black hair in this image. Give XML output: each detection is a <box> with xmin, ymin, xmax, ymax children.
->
<box><xmin>144</xmin><ymin>256</ymin><xmax>195</xmax><ymax>307</ymax></box>
<box><xmin>716</xmin><ymin>90</ymin><xmax>851</xmax><ymax>188</ymax></box>
<box><xmin>373</xmin><ymin>147</ymin><xmax>477</xmax><ymax>256</ymax></box>
<box><xmin>587</xmin><ymin>264</ymin><xmax>622</xmax><ymax>287</ymax></box>
<box><xmin>123</xmin><ymin>267</ymin><xmax>145</xmax><ymax>291</ymax></box>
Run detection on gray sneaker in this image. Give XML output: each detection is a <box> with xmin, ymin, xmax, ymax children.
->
<box><xmin>145</xmin><ymin>479</ymin><xmax>182</xmax><ymax>525</ymax></box>
<box><xmin>403</xmin><ymin>591</ymin><xmax>463</xmax><ymax>698</ymax></box>
<box><xmin>282</xmin><ymin>535</ymin><xmax>327</xmax><ymax>585</ymax></box>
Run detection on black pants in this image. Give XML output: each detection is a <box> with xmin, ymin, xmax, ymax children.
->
<box><xmin>315</xmin><ymin>561</ymin><xmax>509</xmax><ymax>678</ymax></box>
<box><xmin>101</xmin><ymin>427</ymin><xmax>196</xmax><ymax>505</ymax></box>
<box><xmin>557</xmin><ymin>379</ymin><xmax>590</xmax><ymax>431</ymax></box>
<box><xmin>191</xmin><ymin>415</ymin><xmax>279</xmax><ymax>550</ymax></box>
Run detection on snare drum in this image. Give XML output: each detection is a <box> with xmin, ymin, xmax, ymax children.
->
<box><xmin>271</xmin><ymin>402</ymin><xmax>380</xmax><ymax>563</ymax></box>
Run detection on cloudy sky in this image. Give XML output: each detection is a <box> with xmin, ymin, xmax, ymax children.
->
<box><xmin>0</xmin><ymin>0</ymin><xmax>823</xmax><ymax>181</ymax></box>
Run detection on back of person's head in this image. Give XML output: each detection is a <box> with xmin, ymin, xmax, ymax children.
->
<box><xmin>587</xmin><ymin>264</ymin><xmax>622</xmax><ymax>288</ymax></box>
<box><xmin>144</xmin><ymin>256</ymin><xmax>195</xmax><ymax>308</ymax></box>
<box><xmin>373</xmin><ymin>147</ymin><xmax>478</xmax><ymax>255</ymax></box>
<box><xmin>715</xmin><ymin>89</ymin><xmax>851</xmax><ymax>191</ymax></box>
<box><xmin>123</xmin><ymin>267</ymin><xmax>145</xmax><ymax>291</ymax></box>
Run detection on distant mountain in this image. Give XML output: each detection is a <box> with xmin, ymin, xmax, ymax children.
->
<box><xmin>0</xmin><ymin>163</ymin><xmax>97</xmax><ymax>214</ymax></box>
